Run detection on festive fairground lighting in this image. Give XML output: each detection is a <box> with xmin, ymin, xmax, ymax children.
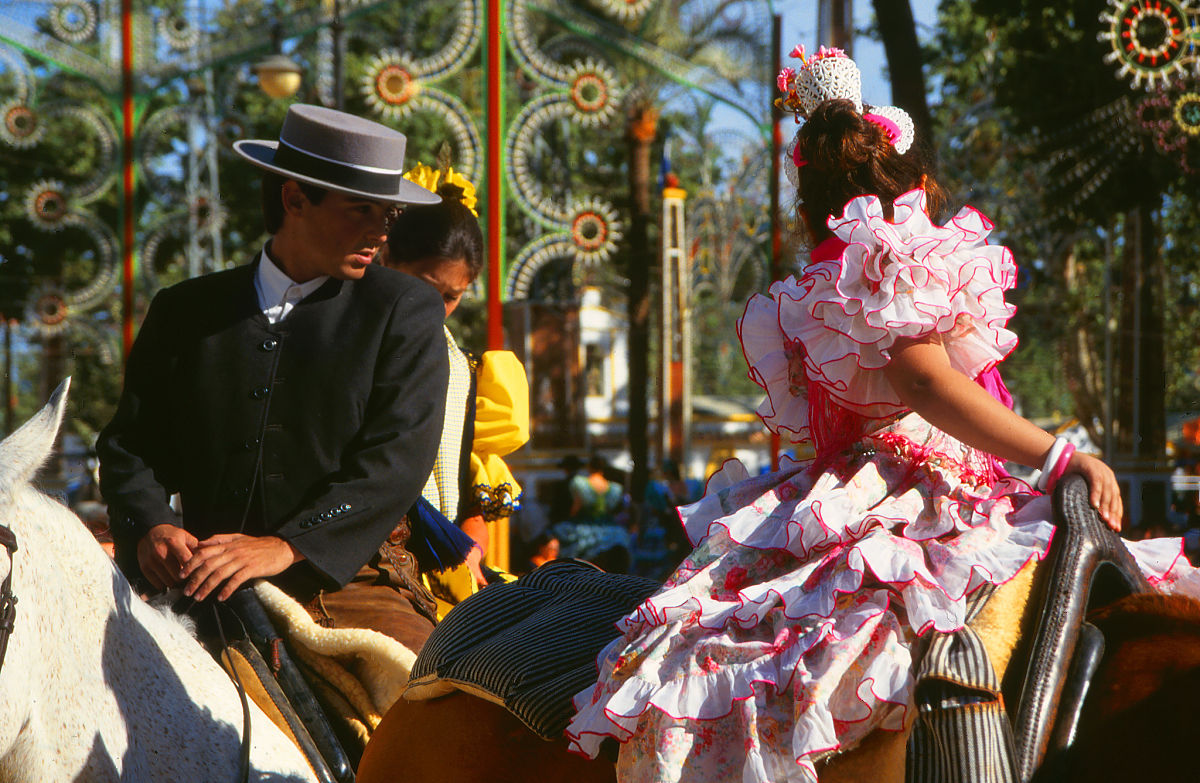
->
<box><xmin>1099</xmin><ymin>0</ymin><xmax>1199</xmax><ymax>89</ymax></box>
<box><xmin>1096</xmin><ymin>0</ymin><xmax>1200</xmax><ymax>176</ymax></box>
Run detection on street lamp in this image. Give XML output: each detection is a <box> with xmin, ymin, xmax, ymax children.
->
<box><xmin>253</xmin><ymin>16</ymin><xmax>303</xmax><ymax>100</ymax></box>
<box><xmin>253</xmin><ymin>0</ymin><xmax>343</xmax><ymax>107</ymax></box>
<box><xmin>253</xmin><ymin>52</ymin><xmax>303</xmax><ymax>99</ymax></box>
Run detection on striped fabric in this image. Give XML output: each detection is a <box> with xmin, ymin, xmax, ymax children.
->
<box><xmin>406</xmin><ymin>559</ymin><xmax>660</xmax><ymax>739</ymax></box>
<box><xmin>421</xmin><ymin>327</ymin><xmax>472</xmax><ymax>519</ymax></box>
<box><xmin>906</xmin><ymin>584</ymin><xmax>1018</xmax><ymax>783</ymax></box>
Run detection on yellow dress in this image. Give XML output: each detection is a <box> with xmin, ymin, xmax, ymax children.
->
<box><xmin>423</xmin><ymin>345</ymin><xmax>529</xmax><ymax>617</ymax></box>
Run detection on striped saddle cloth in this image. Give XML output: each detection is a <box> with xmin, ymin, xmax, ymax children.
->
<box><xmin>405</xmin><ymin>558</ymin><xmax>660</xmax><ymax>739</ymax></box>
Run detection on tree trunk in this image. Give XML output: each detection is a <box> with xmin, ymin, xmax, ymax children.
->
<box><xmin>626</xmin><ymin>103</ymin><xmax>658</xmax><ymax>501</ymax></box>
<box><xmin>1115</xmin><ymin>203</ymin><xmax>1166</xmax><ymax>463</ymax></box>
<box><xmin>1060</xmin><ymin>242</ymin><xmax>1107</xmax><ymax>449</ymax></box>
<box><xmin>871</xmin><ymin>0</ymin><xmax>934</xmax><ymax>149</ymax></box>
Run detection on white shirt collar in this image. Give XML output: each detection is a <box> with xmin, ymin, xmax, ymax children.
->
<box><xmin>254</xmin><ymin>243</ymin><xmax>330</xmax><ymax>324</ymax></box>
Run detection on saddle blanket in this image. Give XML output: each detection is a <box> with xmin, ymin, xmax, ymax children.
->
<box><xmin>406</xmin><ymin>559</ymin><xmax>661</xmax><ymax>739</ymax></box>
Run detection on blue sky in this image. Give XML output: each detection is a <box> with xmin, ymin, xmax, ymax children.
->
<box><xmin>696</xmin><ymin>0</ymin><xmax>941</xmax><ymax>153</ymax></box>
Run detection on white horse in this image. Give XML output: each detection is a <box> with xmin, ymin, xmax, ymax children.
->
<box><xmin>0</xmin><ymin>381</ymin><xmax>319</xmax><ymax>782</ymax></box>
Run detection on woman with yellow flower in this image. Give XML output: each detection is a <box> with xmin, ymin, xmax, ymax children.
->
<box><xmin>379</xmin><ymin>164</ymin><xmax>529</xmax><ymax>614</ymax></box>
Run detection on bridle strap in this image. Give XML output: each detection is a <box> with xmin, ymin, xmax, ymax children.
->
<box><xmin>212</xmin><ymin>602</ymin><xmax>253</xmax><ymax>783</ymax></box>
<box><xmin>0</xmin><ymin>525</ymin><xmax>18</xmax><ymax>672</ymax></box>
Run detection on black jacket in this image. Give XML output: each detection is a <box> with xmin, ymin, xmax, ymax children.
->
<box><xmin>97</xmin><ymin>258</ymin><xmax>449</xmax><ymax>594</ymax></box>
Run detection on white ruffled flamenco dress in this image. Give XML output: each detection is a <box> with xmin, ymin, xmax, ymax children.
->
<box><xmin>564</xmin><ymin>189</ymin><xmax>1200</xmax><ymax>783</ymax></box>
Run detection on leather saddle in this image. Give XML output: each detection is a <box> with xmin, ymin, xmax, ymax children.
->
<box><xmin>185</xmin><ymin>590</ymin><xmax>357</xmax><ymax>783</ymax></box>
<box><xmin>406</xmin><ymin>474</ymin><xmax>1152</xmax><ymax>783</ymax></box>
<box><xmin>1003</xmin><ymin>473</ymin><xmax>1150</xmax><ymax>781</ymax></box>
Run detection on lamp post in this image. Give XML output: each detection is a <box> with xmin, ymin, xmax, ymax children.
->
<box><xmin>253</xmin><ymin>17</ymin><xmax>303</xmax><ymax>100</ymax></box>
<box><xmin>252</xmin><ymin>0</ymin><xmax>344</xmax><ymax>107</ymax></box>
<box><xmin>329</xmin><ymin>0</ymin><xmax>344</xmax><ymax>110</ymax></box>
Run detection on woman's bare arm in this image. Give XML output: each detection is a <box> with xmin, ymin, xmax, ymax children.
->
<box><xmin>882</xmin><ymin>335</ymin><xmax>1123</xmax><ymax>530</ymax></box>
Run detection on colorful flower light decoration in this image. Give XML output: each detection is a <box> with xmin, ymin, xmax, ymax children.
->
<box><xmin>0</xmin><ymin>100</ymin><xmax>43</xmax><ymax>148</ymax></box>
<box><xmin>362</xmin><ymin>50</ymin><xmax>421</xmax><ymax>120</ymax></box>
<box><xmin>1176</xmin><ymin>92</ymin><xmax>1200</xmax><ymax>135</ymax></box>
<box><xmin>26</xmin><ymin>285</ymin><xmax>70</xmax><ymax>337</ymax></box>
<box><xmin>567</xmin><ymin>197</ymin><xmax>621</xmax><ymax>264</ymax></box>
<box><xmin>24</xmin><ymin>180</ymin><xmax>72</xmax><ymax>231</ymax></box>
<box><xmin>565</xmin><ymin>60</ymin><xmax>620</xmax><ymax>128</ymax></box>
<box><xmin>160</xmin><ymin>13</ymin><xmax>200</xmax><ymax>51</ymax></box>
<box><xmin>1099</xmin><ymin>0</ymin><xmax>1197</xmax><ymax>89</ymax></box>
<box><xmin>49</xmin><ymin>0</ymin><xmax>98</xmax><ymax>45</ymax></box>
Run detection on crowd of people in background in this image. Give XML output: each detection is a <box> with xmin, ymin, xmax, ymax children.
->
<box><xmin>67</xmin><ymin>443</ymin><xmax>1200</xmax><ymax>580</ymax></box>
<box><xmin>508</xmin><ymin>453</ymin><xmax>705</xmax><ymax>581</ymax></box>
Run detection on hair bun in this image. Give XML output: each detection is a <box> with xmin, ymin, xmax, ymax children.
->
<box><xmin>801</xmin><ymin>98</ymin><xmax>885</xmax><ymax>172</ymax></box>
<box><xmin>437</xmin><ymin>182</ymin><xmax>466</xmax><ymax>203</ymax></box>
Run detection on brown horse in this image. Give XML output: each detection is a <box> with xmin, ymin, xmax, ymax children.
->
<box><xmin>355</xmin><ymin>559</ymin><xmax>1039</xmax><ymax>783</ymax></box>
<box><xmin>356</xmin><ymin>564</ymin><xmax>1200</xmax><ymax>783</ymax></box>
<box><xmin>1030</xmin><ymin>592</ymin><xmax>1200</xmax><ymax>782</ymax></box>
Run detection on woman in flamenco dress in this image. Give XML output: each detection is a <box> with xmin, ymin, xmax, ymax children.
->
<box><xmin>563</xmin><ymin>47</ymin><xmax>1200</xmax><ymax>783</ymax></box>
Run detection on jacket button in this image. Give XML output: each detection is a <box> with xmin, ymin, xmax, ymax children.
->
<box><xmin>341</xmin><ymin>503</ymin><xmax>352</xmax><ymax>512</ymax></box>
<box><xmin>251</xmin><ymin>386</ymin><xmax>269</xmax><ymax>399</ymax></box>
<box><xmin>242</xmin><ymin>438</ymin><xmax>260</xmax><ymax>451</ymax></box>
<box><xmin>260</xmin><ymin>338</ymin><xmax>278</xmax><ymax>352</ymax></box>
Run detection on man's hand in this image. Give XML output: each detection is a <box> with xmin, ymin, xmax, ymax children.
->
<box><xmin>138</xmin><ymin>523</ymin><xmax>199</xmax><ymax>590</ymax></box>
<box><xmin>181</xmin><ymin>534</ymin><xmax>305</xmax><ymax>602</ymax></box>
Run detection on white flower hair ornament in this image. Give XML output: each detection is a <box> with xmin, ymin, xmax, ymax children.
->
<box><xmin>777</xmin><ymin>45</ymin><xmax>915</xmax><ymax>186</ymax></box>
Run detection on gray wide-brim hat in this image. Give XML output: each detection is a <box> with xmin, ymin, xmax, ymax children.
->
<box><xmin>233</xmin><ymin>104</ymin><xmax>440</xmax><ymax>205</ymax></box>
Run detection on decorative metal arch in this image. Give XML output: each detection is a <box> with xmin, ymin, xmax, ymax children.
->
<box><xmin>0</xmin><ymin>0</ymin><xmax>776</xmax><ymax>361</ymax></box>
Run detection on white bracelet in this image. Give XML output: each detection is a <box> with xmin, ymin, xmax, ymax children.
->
<box><xmin>1037</xmin><ymin>436</ymin><xmax>1070</xmax><ymax>492</ymax></box>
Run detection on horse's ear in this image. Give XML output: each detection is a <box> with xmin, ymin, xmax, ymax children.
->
<box><xmin>0</xmin><ymin>377</ymin><xmax>71</xmax><ymax>494</ymax></box>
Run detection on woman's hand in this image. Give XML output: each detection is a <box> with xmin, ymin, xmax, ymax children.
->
<box><xmin>1063</xmin><ymin>452</ymin><xmax>1124</xmax><ymax>532</ymax></box>
<box><xmin>465</xmin><ymin>545</ymin><xmax>487</xmax><ymax>587</ymax></box>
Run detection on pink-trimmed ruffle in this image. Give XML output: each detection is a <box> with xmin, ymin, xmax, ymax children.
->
<box><xmin>564</xmin><ymin>415</ymin><xmax>1055</xmax><ymax>782</ymax></box>
<box><xmin>739</xmin><ymin>188</ymin><xmax>1019</xmax><ymax>436</ymax></box>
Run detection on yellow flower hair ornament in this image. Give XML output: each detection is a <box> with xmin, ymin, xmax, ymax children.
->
<box><xmin>402</xmin><ymin>163</ymin><xmax>478</xmax><ymax>217</ymax></box>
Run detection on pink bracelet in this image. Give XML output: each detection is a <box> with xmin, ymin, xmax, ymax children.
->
<box><xmin>1041</xmin><ymin>443</ymin><xmax>1075</xmax><ymax>493</ymax></box>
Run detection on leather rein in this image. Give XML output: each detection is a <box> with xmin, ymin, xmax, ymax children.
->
<box><xmin>0</xmin><ymin>524</ymin><xmax>18</xmax><ymax>670</ymax></box>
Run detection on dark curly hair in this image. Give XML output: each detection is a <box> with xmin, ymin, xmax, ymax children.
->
<box><xmin>384</xmin><ymin>182</ymin><xmax>483</xmax><ymax>278</ymax></box>
<box><xmin>796</xmin><ymin>99</ymin><xmax>948</xmax><ymax>242</ymax></box>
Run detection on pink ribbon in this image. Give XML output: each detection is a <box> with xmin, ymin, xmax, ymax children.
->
<box><xmin>863</xmin><ymin>112</ymin><xmax>901</xmax><ymax>146</ymax></box>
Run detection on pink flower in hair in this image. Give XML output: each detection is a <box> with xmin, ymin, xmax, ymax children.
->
<box><xmin>814</xmin><ymin>45</ymin><xmax>847</xmax><ymax>60</ymax></box>
<box><xmin>777</xmin><ymin>67</ymin><xmax>796</xmax><ymax>93</ymax></box>
<box><xmin>790</xmin><ymin>44</ymin><xmax>807</xmax><ymax>61</ymax></box>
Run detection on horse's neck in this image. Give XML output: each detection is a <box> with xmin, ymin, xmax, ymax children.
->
<box><xmin>0</xmin><ymin>490</ymin><xmax>245</xmax><ymax>781</ymax></box>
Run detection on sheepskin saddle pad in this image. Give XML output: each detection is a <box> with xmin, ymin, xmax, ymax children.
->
<box><xmin>251</xmin><ymin>580</ymin><xmax>418</xmax><ymax>743</ymax></box>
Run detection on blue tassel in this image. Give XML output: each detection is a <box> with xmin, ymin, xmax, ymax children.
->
<box><xmin>406</xmin><ymin>496</ymin><xmax>477</xmax><ymax>573</ymax></box>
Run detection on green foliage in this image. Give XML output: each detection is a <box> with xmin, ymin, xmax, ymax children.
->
<box><xmin>927</xmin><ymin>0</ymin><xmax>1200</xmax><ymax>444</ymax></box>
<box><xmin>1161</xmin><ymin>186</ymin><xmax>1200</xmax><ymax>413</ymax></box>
<box><xmin>1</xmin><ymin>0</ymin><xmax>771</xmax><ymax>449</ymax></box>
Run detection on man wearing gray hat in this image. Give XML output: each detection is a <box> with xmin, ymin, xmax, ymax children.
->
<box><xmin>98</xmin><ymin>105</ymin><xmax>449</xmax><ymax>651</ymax></box>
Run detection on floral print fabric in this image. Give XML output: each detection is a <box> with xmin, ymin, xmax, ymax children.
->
<box><xmin>563</xmin><ymin>189</ymin><xmax>1200</xmax><ymax>783</ymax></box>
<box><xmin>566</xmin><ymin>416</ymin><xmax>1053</xmax><ymax>782</ymax></box>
